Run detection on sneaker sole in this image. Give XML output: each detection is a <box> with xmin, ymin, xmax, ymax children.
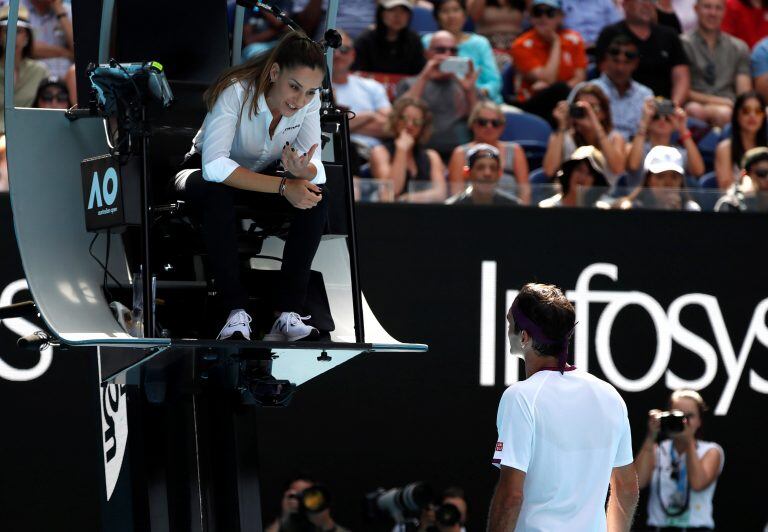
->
<box><xmin>218</xmin><ymin>330</ymin><xmax>250</xmax><ymax>341</ymax></box>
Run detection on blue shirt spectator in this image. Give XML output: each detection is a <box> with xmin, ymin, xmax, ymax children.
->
<box><xmin>561</xmin><ymin>0</ymin><xmax>622</xmax><ymax>48</ymax></box>
<box><xmin>752</xmin><ymin>37</ymin><xmax>768</xmax><ymax>106</ymax></box>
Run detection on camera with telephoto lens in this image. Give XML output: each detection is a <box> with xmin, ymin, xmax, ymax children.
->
<box><xmin>654</xmin><ymin>98</ymin><xmax>675</xmax><ymax>118</ymax></box>
<box><xmin>435</xmin><ymin>502</ymin><xmax>461</xmax><ymax>528</ymax></box>
<box><xmin>290</xmin><ymin>485</ymin><xmax>332</xmax><ymax>514</ymax></box>
<box><xmin>569</xmin><ymin>103</ymin><xmax>586</xmax><ymax>119</ymax></box>
<box><xmin>365</xmin><ymin>482</ymin><xmax>434</xmax><ymax>524</ymax></box>
<box><xmin>659</xmin><ymin>409</ymin><xmax>687</xmax><ymax>437</ymax></box>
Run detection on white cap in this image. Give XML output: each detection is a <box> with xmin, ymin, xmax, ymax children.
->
<box><xmin>644</xmin><ymin>145</ymin><xmax>684</xmax><ymax>176</ymax></box>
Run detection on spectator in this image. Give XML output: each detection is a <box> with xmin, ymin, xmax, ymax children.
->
<box><xmin>33</xmin><ymin>76</ymin><xmax>69</xmax><ymax>108</ymax></box>
<box><xmin>468</xmin><ymin>0</ymin><xmax>526</xmax><ymax>50</ymax></box>
<box><xmin>293</xmin><ymin>0</ymin><xmax>375</xmax><ymax>40</ymax></box>
<box><xmin>750</xmin><ymin>35</ymin><xmax>768</xmax><ymax>103</ymax></box>
<box><xmin>0</xmin><ymin>134</ymin><xmax>7</xmax><ymax>192</ymax></box>
<box><xmin>352</xmin><ymin>0</ymin><xmax>426</xmax><ymax>76</ymax></box>
<box><xmin>715</xmin><ymin>145</ymin><xmax>768</xmax><ymax>210</ymax></box>
<box><xmin>369</xmin><ymin>97</ymin><xmax>447</xmax><ymax>201</ymax></box>
<box><xmin>539</xmin><ymin>145</ymin><xmax>610</xmax><ymax>208</ymax></box>
<box><xmin>715</xmin><ymin>91</ymin><xmax>768</xmax><ymax>188</ymax></box>
<box><xmin>542</xmin><ymin>83</ymin><xmax>627</xmax><ymax>181</ymax></box>
<box><xmin>332</xmin><ymin>30</ymin><xmax>391</xmax><ymax>160</ymax></box>
<box><xmin>682</xmin><ymin>0</ymin><xmax>752</xmax><ymax>128</ymax></box>
<box><xmin>423</xmin><ymin>0</ymin><xmax>503</xmax><ymax>102</ymax></box>
<box><xmin>447</xmin><ymin>101</ymin><xmax>529</xmax><ymax>187</ymax></box>
<box><xmin>596</xmin><ymin>0</ymin><xmax>690</xmax><ymax>105</ymax></box>
<box><xmin>561</xmin><ymin>0</ymin><xmax>622</xmax><ymax>49</ymax></box>
<box><xmin>657</xmin><ymin>0</ymin><xmax>684</xmax><ymax>33</ymax></box>
<box><xmin>510</xmin><ymin>0</ymin><xmax>588</xmax><ymax>122</ymax></box>
<box><xmin>396</xmin><ymin>31</ymin><xmax>478</xmax><ymax>160</ymax></box>
<box><xmin>634</xmin><ymin>390</ymin><xmax>724</xmax><ymax>530</ymax></box>
<box><xmin>265</xmin><ymin>475</ymin><xmax>351</xmax><ymax>532</ymax></box>
<box><xmin>592</xmin><ymin>34</ymin><xmax>655</xmax><ymax>140</ymax></box>
<box><xmin>445</xmin><ymin>143</ymin><xmax>521</xmax><ymax>204</ymax></box>
<box><xmin>626</xmin><ymin>97</ymin><xmax>706</xmax><ymax>187</ymax></box>
<box><xmin>623</xmin><ymin>145</ymin><xmax>702</xmax><ymax>209</ymax></box>
<box><xmin>13</xmin><ymin>0</ymin><xmax>73</xmax><ymax>79</ymax></box>
<box><xmin>437</xmin><ymin>486</ymin><xmax>468</xmax><ymax>532</ymax></box>
<box><xmin>721</xmin><ymin>0</ymin><xmax>768</xmax><ymax>50</ymax></box>
<box><xmin>240</xmin><ymin>0</ymin><xmax>324</xmax><ymax>59</ymax></box>
<box><xmin>0</xmin><ymin>5</ymin><xmax>50</xmax><ymax>133</ymax></box>
<box><xmin>673</xmin><ymin>0</ymin><xmax>700</xmax><ymax>33</ymax></box>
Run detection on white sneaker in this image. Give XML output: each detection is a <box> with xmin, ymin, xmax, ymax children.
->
<box><xmin>217</xmin><ymin>309</ymin><xmax>252</xmax><ymax>340</ymax></box>
<box><xmin>263</xmin><ymin>312</ymin><xmax>319</xmax><ymax>342</ymax></box>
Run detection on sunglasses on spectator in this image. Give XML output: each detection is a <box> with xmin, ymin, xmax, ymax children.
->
<box><xmin>474</xmin><ymin>118</ymin><xmax>503</xmax><ymax>127</ymax></box>
<box><xmin>531</xmin><ymin>5</ymin><xmax>558</xmax><ymax>18</ymax></box>
<box><xmin>607</xmin><ymin>47</ymin><xmax>638</xmax><ymax>60</ymax></box>
<box><xmin>740</xmin><ymin>106</ymin><xmax>765</xmax><ymax>116</ymax></box>
<box><xmin>40</xmin><ymin>91</ymin><xmax>68</xmax><ymax>103</ymax></box>
<box><xmin>754</xmin><ymin>168</ymin><xmax>768</xmax><ymax>178</ymax></box>
<box><xmin>398</xmin><ymin>116</ymin><xmax>425</xmax><ymax>126</ymax></box>
<box><xmin>431</xmin><ymin>46</ymin><xmax>458</xmax><ymax>55</ymax></box>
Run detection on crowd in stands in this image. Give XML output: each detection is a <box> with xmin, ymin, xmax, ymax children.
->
<box><xmin>3</xmin><ymin>0</ymin><xmax>768</xmax><ymax>210</ymax></box>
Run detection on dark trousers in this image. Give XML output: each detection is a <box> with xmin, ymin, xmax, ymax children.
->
<box><xmin>177</xmin><ymin>169</ymin><xmax>328</xmax><ymax>316</ymax></box>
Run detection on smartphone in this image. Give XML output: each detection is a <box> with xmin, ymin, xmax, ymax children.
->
<box><xmin>439</xmin><ymin>57</ymin><xmax>470</xmax><ymax>78</ymax></box>
<box><xmin>655</xmin><ymin>99</ymin><xmax>675</xmax><ymax>117</ymax></box>
<box><xmin>569</xmin><ymin>103</ymin><xmax>586</xmax><ymax>119</ymax></box>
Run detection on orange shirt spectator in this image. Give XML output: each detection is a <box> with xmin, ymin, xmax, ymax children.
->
<box><xmin>721</xmin><ymin>0</ymin><xmax>768</xmax><ymax>49</ymax></box>
<box><xmin>511</xmin><ymin>28</ymin><xmax>587</xmax><ymax>101</ymax></box>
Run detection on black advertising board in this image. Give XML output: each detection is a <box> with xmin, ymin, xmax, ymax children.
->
<box><xmin>81</xmin><ymin>155</ymin><xmax>141</xmax><ymax>232</ymax></box>
<box><xmin>1</xmin><ymin>197</ymin><xmax>767</xmax><ymax>530</ymax></box>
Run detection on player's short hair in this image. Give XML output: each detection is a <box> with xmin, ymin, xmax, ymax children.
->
<box><xmin>513</xmin><ymin>283</ymin><xmax>575</xmax><ymax>358</ymax></box>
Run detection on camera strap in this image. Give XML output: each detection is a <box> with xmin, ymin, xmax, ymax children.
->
<box><xmin>655</xmin><ymin>442</ymin><xmax>691</xmax><ymax>518</ymax></box>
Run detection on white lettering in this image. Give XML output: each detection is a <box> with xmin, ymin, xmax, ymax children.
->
<box><xmin>479</xmin><ymin>261</ymin><xmax>768</xmax><ymax>415</ymax></box>
<box><xmin>0</xmin><ymin>279</ymin><xmax>53</xmax><ymax>381</ymax></box>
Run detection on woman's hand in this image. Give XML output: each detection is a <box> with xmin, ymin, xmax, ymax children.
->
<box><xmin>672</xmin><ymin>106</ymin><xmax>688</xmax><ymax>135</ymax></box>
<box><xmin>640</xmin><ymin>97</ymin><xmax>656</xmax><ymax>129</ymax></box>
<box><xmin>394</xmin><ymin>130</ymin><xmax>416</xmax><ymax>152</ymax></box>
<box><xmin>283</xmin><ymin>178</ymin><xmax>322</xmax><ymax>209</ymax></box>
<box><xmin>646</xmin><ymin>409</ymin><xmax>662</xmax><ymax>441</ymax></box>
<box><xmin>282</xmin><ymin>142</ymin><xmax>318</xmax><ymax>179</ymax></box>
<box><xmin>580</xmin><ymin>100</ymin><xmax>604</xmax><ymax>137</ymax></box>
<box><xmin>552</xmin><ymin>100</ymin><xmax>570</xmax><ymax>131</ymax></box>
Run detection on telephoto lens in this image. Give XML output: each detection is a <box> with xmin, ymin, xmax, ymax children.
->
<box><xmin>659</xmin><ymin>410</ymin><xmax>686</xmax><ymax>437</ymax></box>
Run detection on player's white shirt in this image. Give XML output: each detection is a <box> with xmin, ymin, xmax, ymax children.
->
<box><xmin>492</xmin><ymin>367</ymin><xmax>633</xmax><ymax>532</ymax></box>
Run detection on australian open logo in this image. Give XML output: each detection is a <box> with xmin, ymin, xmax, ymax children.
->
<box><xmin>101</xmin><ymin>380</ymin><xmax>128</xmax><ymax>501</ymax></box>
<box><xmin>88</xmin><ymin>166</ymin><xmax>119</xmax><ymax>216</ymax></box>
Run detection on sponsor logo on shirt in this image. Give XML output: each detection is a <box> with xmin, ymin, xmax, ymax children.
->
<box><xmin>496</xmin><ymin>442</ymin><xmax>504</xmax><ymax>452</ymax></box>
<box><xmin>283</xmin><ymin>123</ymin><xmax>301</xmax><ymax>133</ymax></box>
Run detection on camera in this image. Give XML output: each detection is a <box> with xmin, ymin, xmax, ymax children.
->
<box><xmin>655</xmin><ymin>98</ymin><xmax>675</xmax><ymax>117</ymax></box>
<box><xmin>439</xmin><ymin>57</ymin><xmax>470</xmax><ymax>78</ymax></box>
<box><xmin>569</xmin><ymin>103</ymin><xmax>586</xmax><ymax>119</ymax></box>
<box><xmin>290</xmin><ymin>485</ymin><xmax>332</xmax><ymax>514</ymax></box>
<box><xmin>435</xmin><ymin>502</ymin><xmax>461</xmax><ymax>527</ymax></box>
<box><xmin>659</xmin><ymin>409</ymin><xmax>686</xmax><ymax>437</ymax></box>
<box><xmin>365</xmin><ymin>482</ymin><xmax>434</xmax><ymax>523</ymax></box>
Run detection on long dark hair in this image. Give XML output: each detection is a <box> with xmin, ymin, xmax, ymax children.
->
<box><xmin>204</xmin><ymin>31</ymin><xmax>325</xmax><ymax>118</ymax></box>
<box><xmin>730</xmin><ymin>91</ymin><xmax>768</xmax><ymax>169</ymax></box>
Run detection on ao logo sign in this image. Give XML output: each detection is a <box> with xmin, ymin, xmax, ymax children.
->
<box><xmin>0</xmin><ymin>279</ymin><xmax>53</xmax><ymax>381</ymax></box>
<box><xmin>479</xmin><ymin>262</ymin><xmax>768</xmax><ymax>415</ymax></box>
<box><xmin>87</xmin><ymin>167</ymin><xmax>118</xmax><ymax>211</ymax></box>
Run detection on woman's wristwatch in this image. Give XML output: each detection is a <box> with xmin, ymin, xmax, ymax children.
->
<box><xmin>278</xmin><ymin>176</ymin><xmax>287</xmax><ymax>196</ymax></box>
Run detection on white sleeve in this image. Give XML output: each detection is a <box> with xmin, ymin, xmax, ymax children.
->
<box><xmin>201</xmin><ymin>83</ymin><xmax>245</xmax><ymax>183</ymax></box>
<box><xmin>492</xmin><ymin>388</ymin><xmax>534</xmax><ymax>472</ymax></box>
<box><xmin>614</xmin><ymin>399</ymin><xmax>634</xmax><ymax>467</ymax></box>
<box><xmin>371</xmin><ymin>80</ymin><xmax>392</xmax><ymax>111</ymax></box>
<box><xmin>293</xmin><ymin>93</ymin><xmax>326</xmax><ymax>185</ymax></box>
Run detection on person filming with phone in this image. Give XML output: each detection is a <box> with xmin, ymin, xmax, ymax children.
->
<box><xmin>396</xmin><ymin>30</ymin><xmax>479</xmax><ymax>162</ymax></box>
<box><xmin>634</xmin><ymin>389</ymin><xmax>724</xmax><ymax>532</ymax></box>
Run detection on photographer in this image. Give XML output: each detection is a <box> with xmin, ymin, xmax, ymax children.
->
<box><xmin>435</xmin><ymin>487</ymin><xmax>468</xmax><ymax>532</ymax></box>
<box><xmin>266</xmin><ymin>475</ymin><xmax>350</xmax><ymax>532</ymax></box>
<box><xmin>634</xmin><ymin>389</ymin><xmax>724</xmax><ymax>531</ymax></box>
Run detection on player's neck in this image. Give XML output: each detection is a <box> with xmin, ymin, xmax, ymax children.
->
<box><xmin>524</xmin><ymin>353</ymin><xmax>561</xmax><ymax>377</ymax></box>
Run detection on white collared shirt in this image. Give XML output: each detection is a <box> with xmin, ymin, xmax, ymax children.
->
<box><xmin>191</xmin><ymin>81</ymin><xmax>325</xmax><ymax>184</ymax></box>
